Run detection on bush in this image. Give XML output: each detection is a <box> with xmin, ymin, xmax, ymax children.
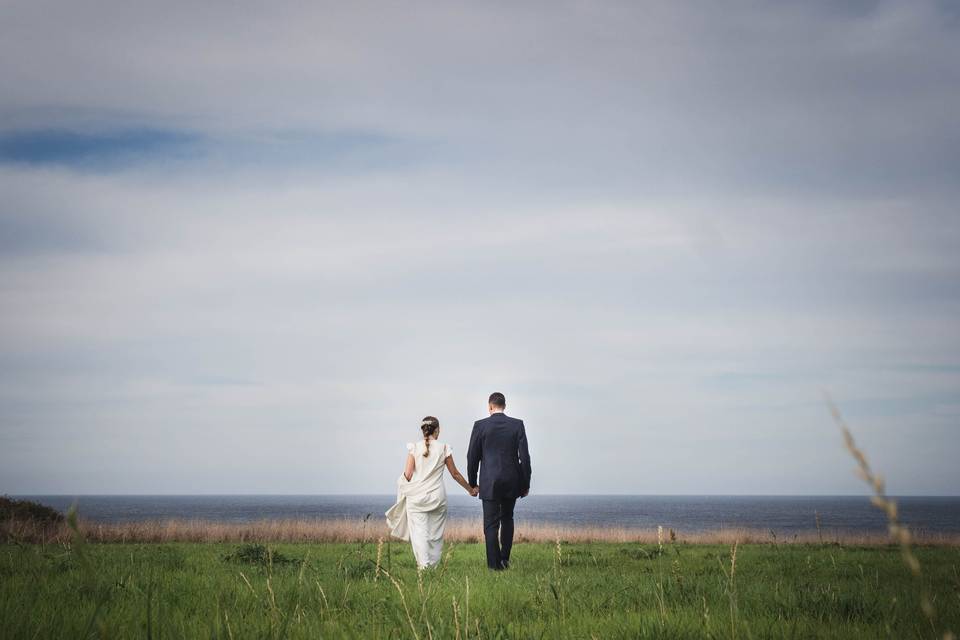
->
<box><xmin>0</xmin><ymin>496</ymin><xmax>63</xmax><ymax>524</ymax></box>
<box><xmin>223</xmin><ymin>543</ymin><xmax>295</xmax><ymax>565</ymax></box>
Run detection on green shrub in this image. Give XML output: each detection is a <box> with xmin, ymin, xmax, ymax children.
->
<box><xmin>223</xmin><ymin>543</ymin><xmax>295</xmax><ymax>565</ymax></box>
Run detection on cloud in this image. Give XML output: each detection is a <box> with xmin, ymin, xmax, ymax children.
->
<box><xmin>0</xmin><ymin>128</ymin><xmax>200</xmax><ymax>168</ymax></box>
<box><xmin>0</xmin><ymin>0</ymin><xmax>958</xmax><ymax>495</ymax></box>
<box><xmin>0</xmin><ymin>127</ymin><xmax>426</xmax><ymax>175</ymax></box>
<box><xmin>3</xmin><ymin>1</ymin><xmax>959</xmax><ymax>197</ymax></box>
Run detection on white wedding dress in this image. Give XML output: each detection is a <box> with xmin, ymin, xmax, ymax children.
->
<box><xmin>385</xmin><ymin>438</ymin><xmax>451</xmax><ymax>568</ymax></box>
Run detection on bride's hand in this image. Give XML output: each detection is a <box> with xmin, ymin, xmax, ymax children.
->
<box><xmin>468</xmin><ymin>486</ymin><xmax>479</xmax><ymax>497</ymax></box>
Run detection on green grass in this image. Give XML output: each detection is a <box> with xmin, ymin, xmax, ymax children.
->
<box><xmin>1</xmin><ymin>540</ymin><xmax>958</xmax><ymax>638</ymax></box>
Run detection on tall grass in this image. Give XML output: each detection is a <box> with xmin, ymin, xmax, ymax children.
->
<box><xmin>4</xmin><ymin>516</ymin><xmax>957</xmax><ymax>546</ymax></box>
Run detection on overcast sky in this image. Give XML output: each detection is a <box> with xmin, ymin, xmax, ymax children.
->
<box><xmin>1</xmin><ymin>0</ymin><xmax>958</xmax><ymax>495</ymax></box>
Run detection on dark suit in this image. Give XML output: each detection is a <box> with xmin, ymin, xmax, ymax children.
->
<box><xmin>467</xmin><ymin>412</ymin><xmax>531</xmax><ymax>569</ymax></box>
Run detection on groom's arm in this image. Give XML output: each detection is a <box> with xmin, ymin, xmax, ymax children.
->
<box><xmin>466</xmin><ymin>421</ymin><xmax>482</xmax><ymax>488</ymax></box>
<box><xmin>518</xmin><ymin>420</ymin><xmax>531</xmax><ymax>496</ymax></box>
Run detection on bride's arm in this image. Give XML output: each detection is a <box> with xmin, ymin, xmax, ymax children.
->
<box><xmin>403</xmin><ymin>453</ymin><xmax>415</xmax><ymax>481</ymax></box>
<box><xmin>445</xmin><ymin>456</ymin><xmax>474</xmax><ymax>494</ymax></box>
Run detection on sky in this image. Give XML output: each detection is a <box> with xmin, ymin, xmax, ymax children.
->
<box><xmin>1</xmin><ymin>0</ymin><xmax>959</xmax><ymax>495</ymax></box>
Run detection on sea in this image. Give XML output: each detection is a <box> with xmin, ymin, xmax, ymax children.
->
<box><xmin>15</xmin><ymin>495</ymin><xmax>960</xmax><ymax>535</ymax></box>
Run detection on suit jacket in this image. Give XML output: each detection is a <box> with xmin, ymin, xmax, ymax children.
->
<box><xmin>467</xmin><ymin>412</ymin><xmax>531</xmax><ymax>500</ymax></box>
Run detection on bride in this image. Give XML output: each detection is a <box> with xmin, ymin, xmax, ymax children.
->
<box><xmin>385</xmin><ymin>416</ymin><xmax>476</xmax><ymax>568</ymax></box>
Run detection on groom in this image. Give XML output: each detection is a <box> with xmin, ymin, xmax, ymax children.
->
<box><xmin>467</xmin><ymin>392</ymin><xmax>532</xmax><ymax>570</ymax></box>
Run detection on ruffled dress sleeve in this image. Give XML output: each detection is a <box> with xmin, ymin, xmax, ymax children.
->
<box><xmin>444</xmin><ymin>443</ymin><xmax>453</xmax><ymax>458</ymax></box>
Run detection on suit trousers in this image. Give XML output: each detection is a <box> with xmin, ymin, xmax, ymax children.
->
<box><xmin>481</xmin><ymin>497</ymin><xmax>517</xmax><ymax>569</ymax></box>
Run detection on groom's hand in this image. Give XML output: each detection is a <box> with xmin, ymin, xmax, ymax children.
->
<box><xmin>520</xmin><ymin>489</ymin><xmax>529</xmax><ymax>498</ymax></box>
<box><xmin>469</xmin><ymin>486</ymin><xmax>479</xmax><ymax>497</ymax></box>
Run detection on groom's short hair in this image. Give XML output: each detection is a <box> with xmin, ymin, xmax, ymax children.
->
<box><xmin>488</xmin><ymin>392</ymin><xmax>506</xmax><ymax>408</ymax></box>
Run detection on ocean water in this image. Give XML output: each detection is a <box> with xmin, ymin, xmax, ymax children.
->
<box><xmin>16</xmin><ymin>495</ymin><xmax>960</xmax><ymax>535</ymax></box>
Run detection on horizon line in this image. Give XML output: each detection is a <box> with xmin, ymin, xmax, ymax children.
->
<box><xmin>11</xmin><ymin>492</ymin><xmax>960</xmax><ymax>498</ymax></box>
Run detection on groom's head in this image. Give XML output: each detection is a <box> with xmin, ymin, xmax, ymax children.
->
<box><xmin>488</xmin><ymin>392</ymin><xmax>506</xmax><ymax>414</ymax></box>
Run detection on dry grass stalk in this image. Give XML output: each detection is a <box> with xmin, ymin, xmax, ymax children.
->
<box><xmin>464</xmin><ymin>576</ymin><xmax>470</xmax><ymax>640</ymax></box>
<box><xmin>380</xmin><ymin>567</ymin><xmax>420</xmax><ymax>640</ymax></box>
<box><xmin>729</xmin><ymin>540</ymin><xmax>738</xmax><ymax>579</ymax></box>
<box><xmin>654</xmin><ymin>527</ymin><xmax>667</xmax><ymax>626</ymax></box>
<box><xmin>375</xmin><ymin>536</ymin><xmax>384</xmax><ymax>581</ymax></box>
<box><xmin>728</xmin><ymin>541</ymin><xmax>739</xmax><ymax>640</ymax></box>
<box><xmin>553</xmin><ymin>536</ymin><xmax>566</xmax><ymax>620</ymax></box>
<box><xmin>315</xmin><ymin>580</ymin><xmax>329</xmax><ymax>612</ymax></box>
<box><xmin>827</xmin><ymin>395</ymin><xmax>955</xmax><ymax>640</ymax></box>
<box><xmin>451</xmin><ymin>596</ymin><xmax>462</xmax><ymax>640</ymax></box>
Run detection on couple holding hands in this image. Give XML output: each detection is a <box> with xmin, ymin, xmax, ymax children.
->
<box><xmin>385</xmin><ymin>392</ymin><xmax>532</xmax><ymax>570</ymax></box>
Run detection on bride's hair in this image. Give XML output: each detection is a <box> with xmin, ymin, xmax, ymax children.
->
<box><xmin>420</xmin><ymin>416</ymin><xmax>439</xmax><ymax>457</ymax></box>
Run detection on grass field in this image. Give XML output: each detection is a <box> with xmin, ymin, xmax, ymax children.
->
<box><xmin>2</xmin><ymin>537</ymin><xmax>958</xmax><ymax>639</ymax></box>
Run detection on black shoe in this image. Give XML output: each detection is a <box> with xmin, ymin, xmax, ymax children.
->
<box><xmin>500</xmin><ymin>560</ymin><xmax>510</xmax><ymax>570</ymax></box>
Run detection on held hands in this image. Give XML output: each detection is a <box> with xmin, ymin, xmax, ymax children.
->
<box><xmin>469</xmin><ymin>486</ymin><xmax>479</xmax><ymax>497</ymax></box>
